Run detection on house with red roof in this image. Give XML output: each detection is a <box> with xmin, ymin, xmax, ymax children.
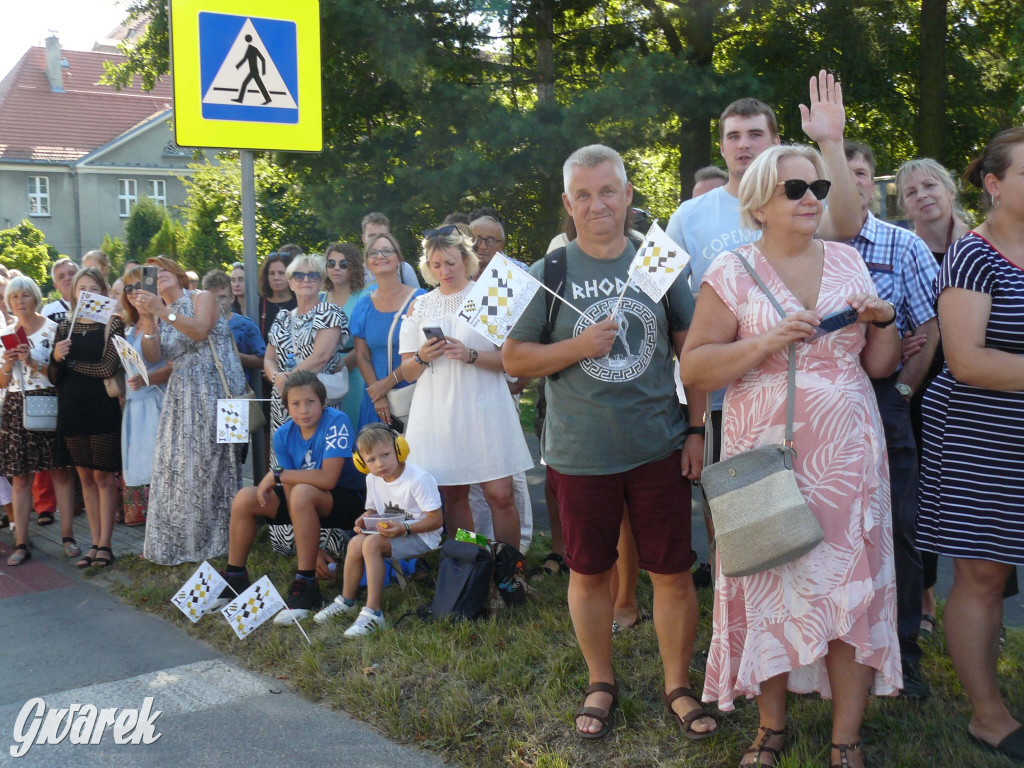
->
<box><xmin>0</xmin><ymin>33</ymin><xmax>213</xmax><ymax>259</ymax></box>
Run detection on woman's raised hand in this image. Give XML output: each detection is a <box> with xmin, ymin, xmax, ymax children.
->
<box><xmin>762</xmin><ymin>309</ymin><xmax>819</xmax><ymax>352</ymax></box>
<box><xmin>418</xmin><ymin>336</ymin><xmax>447</xmax><ymax>363</ymax></box>
<box><xmin>53</xmin><ymin>338</ymin><xmax>72</xmax><ymax>363</ymax></box>
<box><xmin>847</xmin><ymin>293</ymin><xmax>895</xmax><ymax>326</ymax></box>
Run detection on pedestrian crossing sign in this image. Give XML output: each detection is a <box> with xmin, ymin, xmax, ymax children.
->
<box><xmin>171</xmin><ymin>0</ymin><xmax>322</xmax><ymax>152</ymax></box>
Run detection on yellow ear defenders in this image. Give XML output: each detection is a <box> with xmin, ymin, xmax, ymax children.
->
<box><xmin>352</xmin><ymin>423</ymin><xmax>410</xmax><ymax>474</ymax></box>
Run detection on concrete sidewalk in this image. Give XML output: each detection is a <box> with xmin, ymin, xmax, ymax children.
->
<box><xmin>0</xmin><ymin>534</ymin><xmax>450</xmax><ymax>767</ymax></box>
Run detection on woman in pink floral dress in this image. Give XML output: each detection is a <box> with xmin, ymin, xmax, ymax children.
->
<box><xmin>682</xmin><ymin>145</ymin><xmax>902</xmax><ymax>768</ymax></box>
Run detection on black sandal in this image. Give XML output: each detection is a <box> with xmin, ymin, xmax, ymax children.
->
<box><xmin>574</xmin><ymin>681</ymin><xmax>618</xmax><ymax>740</ymax></box>
<box><xmin>36</xmin><ymin>511</ymin><xmax>54</xmax><ymax>526</ymax></box>
<box><xmin>6</xmin><ymin>543</ymin><xmax>32</xmax><ymax>566</ymax></box>
<box><xmin>664</xmin><ymin>686</ymin><xmax>718</xmax><ymax>741</ymax></box>
<box><xmin>740</xmin><ymin>724</ymin><xmax>786</xmax><ymax>766</ymax></box>
<box><xmin>76</xmin><ymin>544</ymin><xmax>99</xmax><ymax>569</ymax></box>
<box><xmin>92</xmin><ymin>546</ymin><xmax>115</xmax><ymax>568</ymax></box>
<box><xmin>970</xmin><ymin>725</ymin><xmax>1024</xmax><ymax>762</ymax></box>
<box><xmin>830</xmin><ymin>741</ymin><xmax>864</xmax><ymax>768</ymax></box>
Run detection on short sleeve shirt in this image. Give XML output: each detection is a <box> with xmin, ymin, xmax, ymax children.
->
<box><xmin>267</xmin><ymin>303</ymin><xmax>347</xmax><ymax>374</ymax></box>
<box><xmin>272</xmin><ymin>407</ymin><xmax>362</xmax><ymax>491</ymax></box>
<box><xmin>508</xmin><ymin>239</ymin><xmax>695</xmax><ymax>475</ymax></box>
<box><xmin>365</xmin><ymin>462</ymin><xmax>442</xmax><ymax>550</ymax></box>
<box><xmin>228</xmin><ymin>313</ymin><xmax>267</xmax><ymax>356</ymax></box>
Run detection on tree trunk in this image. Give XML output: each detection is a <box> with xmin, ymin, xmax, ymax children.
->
<box><xmin>677</xmin><ymin>0</ymin><xmax>717</xmax><ymax>198</ymax></box>
<box><xmin>917</xmin><ymin>0</ymin><xmax>946</xmax><ymax>159</ymax></box>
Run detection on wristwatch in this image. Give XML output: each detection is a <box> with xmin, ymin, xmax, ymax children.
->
<box><xmin>871</xmin><ymin>302</ymin><xmax>896</xmax><ymax>328</ymax></box>
<box><xmin>467</xmin><ymin>349</ymin><xmax>479</xmax><ymax>365</ymax></box>
<box><xmin>167</xmin><ymin>312</ymin><xmax>178</xmax><ymax>324</ymax></box>
<box><xmin>895</xmin><ymin>383</ymin><xmax>913</xmax><ymax>399</ymax></box>
<box><xmin>272</xmin><ymin>466</ymin><xmax>283</xmax><ymax>484</ymax></box>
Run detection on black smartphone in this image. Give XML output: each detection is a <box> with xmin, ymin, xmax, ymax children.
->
<box><xmin>141</xmin><ymin>265</ymin><xmax>159</xmax><ymax>294</ymax></box>
<box><xmin>389</xmin><ymin>414</ymin><xmax>405</xmax><ymax>433</ymax></box>
<box><xmin>422</xmin><ymin>326</ymin><xmax>447</xmax><ymax>343</ymax></box>
<box><xmin>808</xmin><ymin>306</ymin><xmax>859</xmax><ymax>340</ymax></box>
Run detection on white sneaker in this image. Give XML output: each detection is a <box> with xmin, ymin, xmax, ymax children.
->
<box><xmin>313</xmin><ymin>596</ymin><xmax>356</xmax><ymax>625</ymax></box>
<box><xmin>343</xmin><ymin>607</ymin><xmax>386</xmax><ymax>637</ymax></box>
<box><xmin>273</xmin><ymin>607</ymin><xmax>313</xmax><ymax>625</ymax></box>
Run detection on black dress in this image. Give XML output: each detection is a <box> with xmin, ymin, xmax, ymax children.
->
<box><xmin>52</xmin><ymin>317</ymin><xmax>125</xmax><ymax>472</ymax></box>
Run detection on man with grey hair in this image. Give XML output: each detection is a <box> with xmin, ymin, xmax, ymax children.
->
<box><xmin>43</xmin><ymin>257</ymin><xmax>77</xmax><ymax>323</ymax></box>
<box><xmin>505</xmin><ymin>144</ymin><xmax>715</xmax><ymax>742</ymax></box>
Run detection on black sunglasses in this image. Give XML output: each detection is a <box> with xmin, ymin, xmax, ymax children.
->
<box><xmin>123</xmin><ymin>282</ymin><xmax>143</xmax><ymax>295</ymax></box>
<box><xmin>778</xmin><ymin>179</ymin><xmax>831</xmax><ymax>200</ymax></box>
<box><xmin>326</xmin><ymin>258</ymin><xmax>350</xmax><ymax>269</ymax></box>
<box><xmin>422</xmin><ymin>224</ymin><xmax>459</xmax><ymax>239</ymax></box>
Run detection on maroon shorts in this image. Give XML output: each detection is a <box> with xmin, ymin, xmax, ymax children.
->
<box><xmin>547</xmin><ymin>450</ymin><xmax>695</xmax><ymax>576</ymax></box>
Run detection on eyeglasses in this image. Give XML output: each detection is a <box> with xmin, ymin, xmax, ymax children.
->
<box><xmin>289</xmin><ymin>271</ymin><xmax>321</xmax><ymax>282</ymax></box>
<box><xmin>367</xmin><ymin>248</ymin><xmax>396</xmax><ymax>261</ymax></box>
<box><xmin>422</xmin><ymin>225</ymin><xmax>459</xmax><ymax>239</ymax></box>
<box><xmin>473</xmin><ymin>236</ymin><xmax>502</xmax><ymax>247</ymax></box>
<box><xmin>123</xmin><ymin>282</ymin><xmax>143</xmax><ymax>295</ymax></box>
<box><xmin>777</xmin><ymin>179</ymin><xmax>832</xmax><ymax>200</ymax></box>
<box><xmin>326</xmin><ymin>259</ymin><xmax>350</xmax><ymax>269</ymax></box>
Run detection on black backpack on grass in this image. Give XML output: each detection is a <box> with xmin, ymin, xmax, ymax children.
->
<box><xmin>428</xmin><ymin>539</ymin><xmax>495</xmax><ymax>620</ymax></box>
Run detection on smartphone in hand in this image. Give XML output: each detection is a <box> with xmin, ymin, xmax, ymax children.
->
<box><xmin>422</xmin><ymin>326</ymin><xmax>447</xmax><ymax>344</ymax></box>
<box><xmin>141</xmin><ymin>265</ymin><xmax>159</xmax><ymax>294</ymax></box>
<box><xmin>808</xmin><ymin>306</ymin><xmax>860</xmax><ymax>340</ymax></box>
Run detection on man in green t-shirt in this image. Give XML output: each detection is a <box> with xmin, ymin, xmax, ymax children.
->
<box><xmin>504</xmin><ymin>145</ymin><xmax>716</xmax><ymax>742</ymax></box>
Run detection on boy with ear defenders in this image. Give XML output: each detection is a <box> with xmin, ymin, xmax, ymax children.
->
<box><xmin>314</xmin><ymin>423</ymin><xmax>443</xmax><ymax>636</ymax></box>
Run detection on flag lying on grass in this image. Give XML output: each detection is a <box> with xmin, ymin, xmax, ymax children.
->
<box><xmin>171</xmin><ymin>561</ymin><xmax>229</xmax><ymax>623</ymax></box>
<box><xmin>216</xmin><ymin>399</ymin><xmax>250</xmax><ymax>443</ymax></box>
<box><xmin>626</xmin><ymin>222</ymin><xmax>690</xmax><ymax>303</ymax></box>
<box><xmin>74</xmin><ymin>291</ymin><xmax>118</xmax><ymax>324</ymax></box>
<box><xmin>111</xmin><ymin>336</ymin><xmax>150</xmax><ymax>386</ymax></box>
<box><xmin>221</xmin><ymin>576</ymin><xmax>285</xmax><ymax>639</ymax></box>
<box><xmin>456</xmin><ymin>254</ymin><xmax>541</xmax><ymax>347</ymax></box>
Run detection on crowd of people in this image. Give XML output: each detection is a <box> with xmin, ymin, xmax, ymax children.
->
<box><xmin>1</xmin><ymin>67</ymin><xmax>1022</xmax><ymax>766</ymax></box>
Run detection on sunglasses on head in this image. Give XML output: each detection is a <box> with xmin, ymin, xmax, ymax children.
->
<box><xmin>326</xmin><ymin>258</ymin><xmax>350</xmax><ymax>269</ymax></box>
<box><xmin>123</xmin><ymin>282</ymin><xmax>143</xmax><ymax>295</ymax></box>
<box><xmin>777</xmin><ymin>179</ymin><xmax>832</xmax><ymax>200</ymax></box>
<box><xmin>290</xmin><ymin>271</ymin><xmax>321</xmax><ymax>282</ymax></box>
<box><xmin>422</xmin><ymin>224</ymin><xmax>459</xmax><ymax>239</ymax></box>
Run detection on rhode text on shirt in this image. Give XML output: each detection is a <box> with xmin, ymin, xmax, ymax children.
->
<box><xmin>570</xmin><ymin>277</ymin><xmax>643</xmax><ymax>301</ymax></box>
<box><xmin>701</xmin><ymin>227</ymin><xmax>760</xmax><ymax>259</ymax></box>
<box><xmin>324</xmin><ymin>422</ymin><xmax>349</xmax><ymax>451</ymax></box>
<box><xmin>574</xmin><ymin>296</ymin><xmax>657</xmax><ymax>383</ymax></box>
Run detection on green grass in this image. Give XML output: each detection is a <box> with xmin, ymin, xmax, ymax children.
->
<box><xmin>112</xmin><ymin>531</ymin><xmax>1024</xmax><ymax>768</ymax></box>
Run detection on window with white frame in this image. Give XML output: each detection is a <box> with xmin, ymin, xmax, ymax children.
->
<box><xmin>118</xmin><ymin>178</ymin><xmax>138</xmax><ymax>217</ymax></box>
<box><xmin>148</xmin><ymin>179</ymin><xmax>167</xmax><ymax>208</ymax></box>
<box><xmin>28</xmin><ymin>176</ymin><xmax>50</xmax><ymax>216</ymax></box>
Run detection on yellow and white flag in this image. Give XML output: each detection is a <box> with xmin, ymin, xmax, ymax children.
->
<box><xmin>111</xmin><ymin>336</ymin><xmax>150</xmax><ymax>386</ymax></box>
<box><xmin>456</xmin><ymin>254</ymin><xmax>541</xmax><ymax>347</ymax></box>
<box><xmin>171</xmin><ymin>561</ymin><xmax>229</xmax><ymax>623</ymax></box>
<box><xmin>75</xmin><ymin>290</ymin><xmax>118</xmax><ymax>324</ymax></box>
<box><xmin>221</xmin><ymin>576</ymin><xmax>285</xmax><ymax>639</ymax></box>
<box><xmin>626</xmin><ymin>222</ymin><xmax>690</xmax><ymax>303</ymax></box>
<box><xmin>216</xmin><ymin>399</ymin><xmax>250</xmax><ymax>443</ymax></box>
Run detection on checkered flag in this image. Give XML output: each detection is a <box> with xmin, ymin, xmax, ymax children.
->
<box><xmin>456</xmin><ymin>254</ymin><xmax>540</xmax><ymax>346</ymax></box>
<box><xmin>221</xmin><ymin>576</ymin><xmax>285</xmax><ymax>639</ymax></box>
<box><xmin>75</xmin><ymin>291</ymin><xmax>118</xmax><ymax>324</ymax></box>
<box><xmin>217</xmin><ymin>399</ymin><xmax>250</xmax><ymax>443</ymax></box>
<box><xmin>626</xmin><ymin>222</ymin><xmax>690</xmax><ymax>302</ymax></box>
<box><xmin>171</xmin><ymin>561</ymin><xmax>229</xmax><ymax>623</ymax></box>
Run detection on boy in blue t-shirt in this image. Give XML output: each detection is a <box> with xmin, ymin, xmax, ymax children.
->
<box><xmin>212</xmin><ymin>370</ymin><xmax>366</xmax><ymax>623</ymax></box>
<box><xmin>202</xmin><ymin>270</ymin><xmax>266</xmax><ymax>371</ymax></box>
<box><xmin>313</xmin><ymin>424</ymin><xmax>442</xmax><ymax>636</ymax></box>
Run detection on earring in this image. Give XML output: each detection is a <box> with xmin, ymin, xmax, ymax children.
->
<box><xmin>993</xmin><ymin>195</ymin><xmax>1001</xmax><ymax>210</ymax></box>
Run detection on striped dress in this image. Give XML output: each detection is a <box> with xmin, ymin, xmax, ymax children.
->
<box><xmin>918</xmin><ymin>232</ymin><xmax>1024</xmax><ymax>565</ymax></box>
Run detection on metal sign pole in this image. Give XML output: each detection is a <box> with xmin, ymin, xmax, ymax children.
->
<box><xmin>240</xmin><ymin>148</ymin><xmax>267</xmax><ymax>477</ymax></box>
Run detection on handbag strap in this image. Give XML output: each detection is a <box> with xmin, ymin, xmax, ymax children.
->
<box><xmin>207</xmin><ymin>326</ymin><xmax>236</xmax><ymax>399</ymax></box>
<box><xmin>703</xmin><ymin>249</ymin><xmax>797</xmax><ymax>467</ymax></box>
<box><xmin>386</xmin><ymin>289</ymin><xmax>418</xmax><ymax>377</ymax></box>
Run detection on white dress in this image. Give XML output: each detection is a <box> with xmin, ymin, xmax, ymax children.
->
<box><xmin>399</xmin><ymin>284</ymin><xmax>534</xmax><ymax>486</ymax></box>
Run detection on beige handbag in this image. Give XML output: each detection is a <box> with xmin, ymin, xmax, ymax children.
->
<box><xmin>700</xmin><ymin>253</ymin><xmax>824</xmax><ymax>577</ymax></box>
<box><xmin>102</xmin><ymin>321</ymin><xmax>126</xmax><ymax>398</ymax></box>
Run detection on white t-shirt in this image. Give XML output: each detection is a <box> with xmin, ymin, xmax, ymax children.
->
<box><xmin>364</xmin><ymin>462</ymin><xmax>442</xmax><ymax>550</ymax></box>
<box><xmin>42</xmin><ymin>298</ymin><xmax>71</xmax><ymax>324</ymax></box>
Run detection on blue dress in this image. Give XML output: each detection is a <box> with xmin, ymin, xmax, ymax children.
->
<box><xmin>329</xmin><ymin>288</ymin><xmax>370</xmax><ymax>428</ymax></box>
<box><xmin>349</xmin><ymin>288</ymin><xmax>425</xmax><ymax>429</ymax></box>
<box><xmin>121</xmin><ymin>326</ymin><xmax>169</xmax><ymax>487</ymax></box>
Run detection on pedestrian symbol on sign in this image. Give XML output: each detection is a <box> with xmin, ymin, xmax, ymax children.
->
<box><xmin>199</xmin><ymin>13</ymin><xmax>299</xmax><ymax>124</ymax></box>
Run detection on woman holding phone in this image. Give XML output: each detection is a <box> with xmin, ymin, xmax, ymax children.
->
<box><xmin>0</xmin><ymin>276</ymin><xmax>77</xmax><ymax>565</ymax></box>
<box><xmin>397</xmin><ymin>224</ymin><xmax>532</xmax><ymax>551</ymax></box>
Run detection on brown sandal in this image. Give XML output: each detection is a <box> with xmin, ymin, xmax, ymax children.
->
<box><xmin>830</xmin><ymin>741</ymin><xmax>864</xmax><ymax>768</ymax></box>
<box><xmin>663</xmin><ymin>686</ymin><xmax>718</xmax><ymax>741</ymax></box>
<box><xmin>740</xmin><ymin>724</ymin><xmax>786</xmax><ymax>766</ymax></box>
<box><xmin>574</xmin><ymin>681</ymin><xmax>618</xmax><ymax>740</ymax></box>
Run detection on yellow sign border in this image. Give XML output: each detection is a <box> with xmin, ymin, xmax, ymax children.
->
<box><xmin>171</xmin><ymin>0</ymin><xmax>322</xmax><ymax>152</ymax></box>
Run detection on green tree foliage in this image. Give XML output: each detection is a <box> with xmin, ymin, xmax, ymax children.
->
<box><xmin>124</xmin><ymin>198</ymin><xmax>168</xmax><ymax>262</ymax></box>
<box><xmin>101</xmin><ymin>234</ymin><xmax>127</xmax><ymax>276</ymax></box>
<box><xmin>148</xmin><ymin>216</ymin><xmax>183</xmax><ymax>261</ymax></box>
<box><xmin>0</xmin><ymin>220</ymin><xmax>61</xmax><ymax>285</ymax></box>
